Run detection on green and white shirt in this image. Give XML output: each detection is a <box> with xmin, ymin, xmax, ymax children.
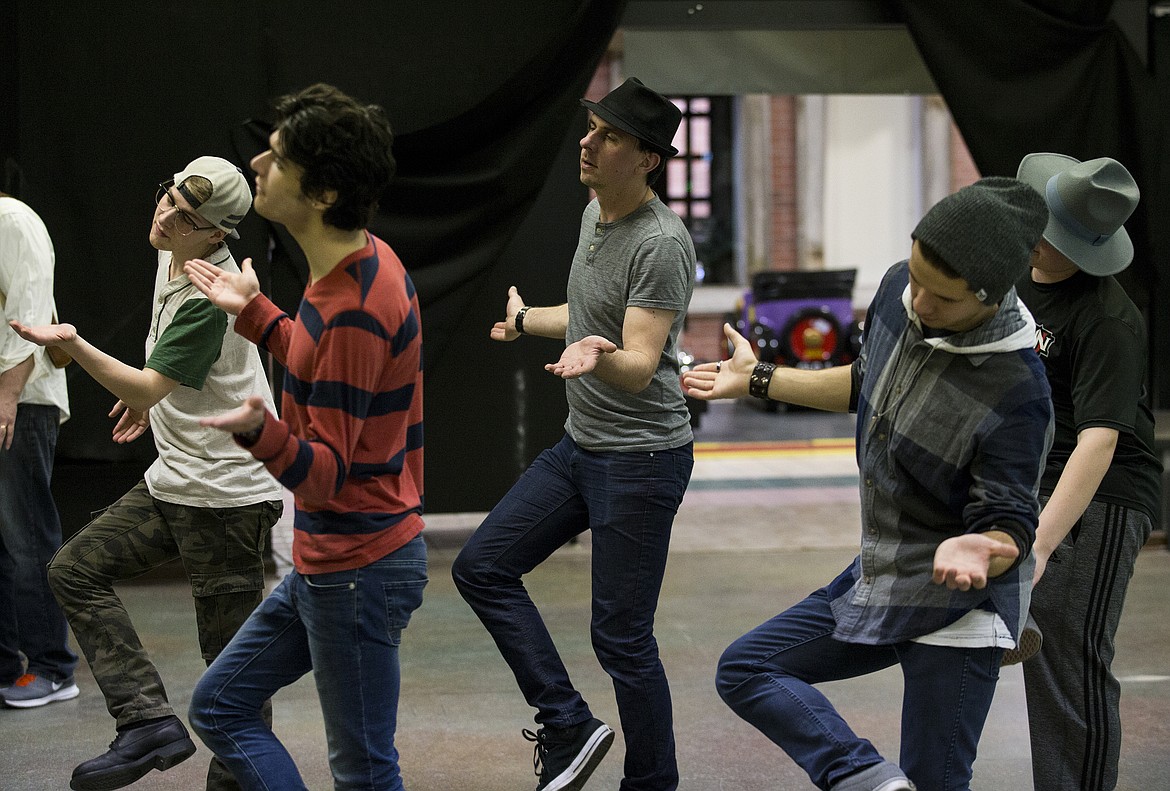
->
<box><xmin>144</xmin><ymin>245</ymin><xmax>282</xmax><ymax>508</ymax></box>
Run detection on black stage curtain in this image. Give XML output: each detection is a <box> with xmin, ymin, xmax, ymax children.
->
<box><xmin>894</xmin><ymin>0</ymin><xmax>1168</xmax><ymax>402</ymax></box>
<box><xmin>12</xmin><ymin>1</ymin><xmax>1163</xmax><ymax>518</ymax></box>
<box><xmin>7</xmin><ymin>1</ymin><xmax>625</xmax><ymax>513</ymax></box>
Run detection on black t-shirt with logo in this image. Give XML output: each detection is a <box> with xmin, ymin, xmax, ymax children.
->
<box><xmin>1017</xmin><ymin>270</ymin><xmax>1161</xmax><ymax>523</ymax></box>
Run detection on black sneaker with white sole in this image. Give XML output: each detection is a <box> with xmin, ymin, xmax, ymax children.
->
<box><xmin>524</xmin><ymin>717</ymin><xmax>615</xmax><ymax>791</ymax></box>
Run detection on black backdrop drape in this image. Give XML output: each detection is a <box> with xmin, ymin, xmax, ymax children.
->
<box><xmin>892</xmin><ymin>0</ymin><xmax>1168</xmax><ymax>401</ymax></box>
<box><xmin>4</xmin><ymin>0</ymin><xmax>1165</xmax><ymax>520</ymax></box>
<box><xmin>5</xmin><ymin>1</ymin><xmax>626</xmax><ymax>516</ymax></box>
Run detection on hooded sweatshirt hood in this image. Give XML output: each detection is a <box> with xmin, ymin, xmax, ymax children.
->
<box><xmin>901</xmin><ymin>283</ymin><xmax>1037</xmax><ymax>358</ymax></box>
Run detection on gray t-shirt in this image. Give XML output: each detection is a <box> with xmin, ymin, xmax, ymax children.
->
<box><xmin>564</xmin><ymin>196</ymin><xmax>695</xmax><ymax>451</ymax></box>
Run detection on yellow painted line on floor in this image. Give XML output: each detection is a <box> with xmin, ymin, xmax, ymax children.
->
<box><xmin>695</xmin><ymin>438</ymin><xmax>855</xmax><ymax>459</ymax></box>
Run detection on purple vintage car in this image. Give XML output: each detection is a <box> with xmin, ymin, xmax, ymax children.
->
<box><xmin>721</xmin><ymin>270</ymin><xmax>862</xmax><ymax>415</ymax></box>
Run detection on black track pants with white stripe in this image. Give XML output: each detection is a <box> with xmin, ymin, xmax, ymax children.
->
<box><xmin>1023</xmin><ymin>498</ymin><xmax>1152</xmax><ymax>791</ymax></box>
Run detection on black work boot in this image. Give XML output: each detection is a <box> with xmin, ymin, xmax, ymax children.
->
<box><xmin>70</xmin><ymin>715</ymin><xmax>197</xmax><ymax>791</ymax></box>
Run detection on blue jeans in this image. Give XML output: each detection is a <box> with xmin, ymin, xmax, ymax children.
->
<box><xmin>189</xmin><ymin>535</ymin><xmax>427</xmax><ymax>791</ymax></box>
<box><xmin>0</xmin><ymin>403</ymin><xmax>76</xmax><ymax>684</ymax></box>
<box><xmin>716</xmin><ymin>580</ymin><xmax>1002</xmax><ymax>791</ymax></box>
<box><xmin>452</xmin><ymin>435</ymin><xmax>693</xmax><ymax>791</ymax></box>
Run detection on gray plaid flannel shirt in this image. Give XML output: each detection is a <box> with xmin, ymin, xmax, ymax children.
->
<box><xmin>829</xmin><ymin>261</ymin><xmax>1053</xmax><ymax>645</ymax></box>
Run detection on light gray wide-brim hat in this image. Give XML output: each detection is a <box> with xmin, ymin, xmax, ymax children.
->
<box><xmin>1016</xmin><ymin>152</ymin><xmax>1138</xmax><ymax>276</ymax></box>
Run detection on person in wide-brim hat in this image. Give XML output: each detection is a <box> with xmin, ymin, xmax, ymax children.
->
<box><xmin>1013</xmin><ymin>150</ymin><xmax>1159</xmax><ymax>791</ymax></box>
<box><xmin>1017</xmin><ymin>152</ymin><xmax>1138</xmax><ymax>276</ymax></box>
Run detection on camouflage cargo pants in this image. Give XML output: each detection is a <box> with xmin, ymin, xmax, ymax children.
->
<box><xmin>48</xmin><ymin>479</ymin><xmax>282</xmax><ymax>791</ymax></box>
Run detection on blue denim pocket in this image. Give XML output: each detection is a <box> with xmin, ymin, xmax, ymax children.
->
<box><xmin>382</xmin><ymin>577</ymin><xmax>427</xmax><ymax>645</ymax></box>
<box><xmin>376</xmin><ymin>536</ymin><xmax>428</xmax><ymax>641</ymax></box>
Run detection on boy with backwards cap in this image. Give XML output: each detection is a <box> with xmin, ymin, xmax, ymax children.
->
<box><xmin>10</xmin><ymin>156</ymin><xmax>283</xmax><ymax>791</ymax></box>
<box><xmin>684</xmin><ymin>177</ymin><xmax>1054</xmax><ymax>791</ymax></box>
<box><xmin>1013</xmin><ymin>153</ymin><xmax>1160</xmax><ymax>791</ymax></box>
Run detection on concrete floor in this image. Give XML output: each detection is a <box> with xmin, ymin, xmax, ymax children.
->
<box><xmin>3</xmin><ymin>402</ymin><xmax>1168</xmax><ymax>790</ymax></box>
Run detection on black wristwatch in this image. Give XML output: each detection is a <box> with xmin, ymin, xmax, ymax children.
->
<box><xmin>514</xmin><ymin>305</ymin><xmax>531</xmax><ymax>335</ymax></box>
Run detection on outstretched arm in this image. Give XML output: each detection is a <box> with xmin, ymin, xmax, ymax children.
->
<box><xmin>491</xmin><ymin>286</ymin><xmax>568</xmax><ymax>342</ymax></box>
<box><xmin>9</xmin><ymin>320</ymin><xmax>178</xmax><ymax>411</ymax></box>
<box><xmin>682</xmin><ymin>322</ymin><xmax>853</xmax><ymax>412</ymax></box>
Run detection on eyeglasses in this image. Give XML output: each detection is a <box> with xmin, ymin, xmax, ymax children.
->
<box><xmin>155</xmin><ymin>181</ymin><xmax>217</xmax><ymax>236</ymax></box>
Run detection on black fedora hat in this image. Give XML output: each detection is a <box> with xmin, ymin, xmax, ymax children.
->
<box><xmin>580</xmin><ymin>77</ymin><xmax>682</xmax><ymax>157</ymax></box>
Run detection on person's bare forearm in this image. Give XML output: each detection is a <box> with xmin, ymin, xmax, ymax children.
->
<box><xmin>59</xmin><ymin>335</ymin><xmax>176</xmax><ymax>411</ymax></box>
<box><xmin>0</xmin><ymin>354</ymin><xmax>34</xmax><ymax>403</ymax></box>
<box><xmin>517</xmin><ymin>303</ymin><xmax>569</xmax><ymax>339</ymax></box>
<box><xmin>766</xmin><ymin>363</ymin><xmax>854</xmax><ymax>412</ymax></box>
<box><xmin>589</xmin><ymin>346</ymin><xmax>657</xmax><ymax>393</ymax></box>
<box><xmin>1034</xmin><ymin>427</ymin><xmax>1117</xmax><ymax>555</ymax></box>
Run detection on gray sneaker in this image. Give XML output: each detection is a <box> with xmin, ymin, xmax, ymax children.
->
<box><xmin>1</xmin><ymin>673</ymin><xmax>80</xmax><ymax>708</ymax></box>
<box><xmin>872</xmin><ymin>779</ymin><xmax>916</xmax><ymax>791</ymax></box>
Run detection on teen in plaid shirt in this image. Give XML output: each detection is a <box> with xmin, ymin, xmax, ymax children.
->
<box><xmin>684</xmin><ymin>177</ymin><xmax>1054</xmax><ymax>791</ymax></box>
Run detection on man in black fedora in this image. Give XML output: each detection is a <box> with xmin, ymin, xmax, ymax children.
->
<box><xmin>453</xmin><ymin>77</ymin><xmax>695</xmax><ymax>791</ymax></box>
<box><xmin>1013</xmin><ymin>153</ymin><xmax>1160</xmax><ymax>791</ymax></box>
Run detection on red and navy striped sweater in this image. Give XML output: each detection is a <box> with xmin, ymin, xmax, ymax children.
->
<box><xmin>235</xmin><ymin>233</ymin><xmax>424</xmax><ymax>574</ymax></box>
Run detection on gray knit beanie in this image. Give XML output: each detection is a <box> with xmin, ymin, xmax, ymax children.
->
<box><xmin>912</xmin><ymin>176</ymin><xmax>1047</xmax><ymax>305</ymax></box>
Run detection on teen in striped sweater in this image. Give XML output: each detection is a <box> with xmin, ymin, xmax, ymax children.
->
<box><xmin>183</xmin><ymin>84</ymin><xmax>425</xmax><ymax>791</ymax></box>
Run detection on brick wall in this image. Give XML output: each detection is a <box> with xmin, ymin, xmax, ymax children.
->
<box><xmin>769</xmin><ymin>95</ymin><xmax>799</xmax><ymax>272</ymax></box>
<box><xmin>950</xmin><ymin>123</ymin><xmax>981</xmax><ymax>189</ymax></box>
<box><xmin>680</xmin><ymin>95</ymin><xmax>799</xmax><ymax>364</ymax></box>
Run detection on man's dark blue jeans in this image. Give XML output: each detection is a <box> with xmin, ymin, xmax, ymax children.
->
<box><xmin>453</xmin><ymin>434</ymin><xmax>693</xmax><ymax>791</ymax></box>
<box><xmin>0</xmin><ymin>403</ymin><xmax>76</xmax><ymax>685</ymax></box>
